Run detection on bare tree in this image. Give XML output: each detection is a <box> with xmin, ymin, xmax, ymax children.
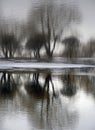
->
<box><xmin>0</xmin><ymin>32</ymin><xmax>19</xmax><ymax>58</ymax></box>
<box><xmin>26</xmin><ymin>33</ymin><xmax>46</xmax><ymax>58</ymax></box>
<box><xmin>0</xmin><ymin>18</ymin><xmax>25</xmax><ymax>58</ymax></box>
<box><xmin>28</xmin><ymin>1</ymin><xmax>81</xmax><ymax>58</ymax></box>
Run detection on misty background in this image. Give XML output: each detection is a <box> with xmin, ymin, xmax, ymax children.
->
<box><xmin>0</xmin><ymin>0</ymin><xmax>95</xmax><ymax>41</ymax></box>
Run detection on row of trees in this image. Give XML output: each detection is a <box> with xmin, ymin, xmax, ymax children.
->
<box><xmin>0</xmin><ymin>30</ymin><xmax>95</xmax><ymax>59</ymax></box>
<box><xmin>0</xmin><ymin>1</ymin><xmax>80</xmax><ymax>59</ymax></box>
<box><xmin>0</xmin><ymin>1</ymin><xmax>94</xmax><ymax>59</ymax></box>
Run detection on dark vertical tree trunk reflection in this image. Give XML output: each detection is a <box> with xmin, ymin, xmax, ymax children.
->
<box><xmin>43</xmin><ymin>73</ymin><xmax>55</xmax><ymax>96</ymax></box>
<box><xmin>0</xmin><ymin>72</ymin><xmax>17</xmax><ymax>95</ymax></box>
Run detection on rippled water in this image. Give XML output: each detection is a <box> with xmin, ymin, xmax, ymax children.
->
<box><xmin>0</xmin><ymin>69</ymin><xmax>95</xmax><ymax>130</ymax></box>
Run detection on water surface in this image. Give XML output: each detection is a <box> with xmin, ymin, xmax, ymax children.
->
<box><xmin>0</xmin><ymin>68</ymin><xmax>95</xmax><ymax>130</ymax></box>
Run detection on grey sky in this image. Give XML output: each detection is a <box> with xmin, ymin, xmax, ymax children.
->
<box><xmin>0</xmin><ymin>0</ymin><xmax>31</xmax><ymax>20</ymax></box>
<box><xmin>79</xmin><ymin>0</ymin><xmax>95</xmax><ymax>41</ymax></box>
<box><xmin>0</xmin><ymin>0</ymin><xmax>95</xmax><ymax>42</ymax></box>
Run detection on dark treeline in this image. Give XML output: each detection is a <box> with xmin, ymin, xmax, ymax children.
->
<box><xmin>0</xmin><ymin>1</ymin><xmax>94</xmax><ymax>60</ymax></box>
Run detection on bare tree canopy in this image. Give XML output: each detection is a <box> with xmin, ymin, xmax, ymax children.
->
<box><xmin>27</xmin><ymin>1</ymin><xmax>81</xmax><ymax>58</ymax></box>
<box><xmin>0</xmin><ymin>32</ymin><xmax>19</xmax><ymax>58</ymax></box>
<box><xmin>26</xmin><ymin>33</ymin><xmax>46</xmax><ymax>58</ymax></box>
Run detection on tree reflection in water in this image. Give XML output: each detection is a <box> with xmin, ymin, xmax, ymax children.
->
<box><xmin>0</xmin><ymin>72</ymin><xmax>17</xmax><ymax>96</ymax></box>
<box><xmin>1</xmin><ymin>71</ymin><xmax>95</xmax><ymax>130</ymax></box>
<box><xmin>0</xmin><ymin>71</ymin><xmax>79</xmax><ymax>130</ymax></box>
<box><xmin>25</xmin><ymin>72</ymin><xmax>57</xmax><ymax>120</ymax></box>
<box><xmin>25</xmin><ymin>72</ymin><xmax>56</xmax><ymax>98</ymax></box>
<box><xmin>61</xmin><ymin>71</ymin><xmax>77</xmax><ymax>97</ymax></box>
<box><xmin>25</xmin><ymin>72</ymin><xmax>43</xmax><ymax>97</ymax></box>
<box><xmin>79</xmin><ymin>75</ymin><xmax>95</xmax><ymax>97</ymax></box>
<box><xmin>43</xmin><ymin>73</ymin><xmax>56</xmax><ymax>96</ymax></box>
<box><xmin>22</xmin><ymin>72</ymin><xmax>78</xmax><ymax>130</ymax></box>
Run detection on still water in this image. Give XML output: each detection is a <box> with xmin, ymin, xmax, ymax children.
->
<box><xmin>0</xmin><ymin>69</ymin><xmax>95</xmax><ymax>130</ymax></box>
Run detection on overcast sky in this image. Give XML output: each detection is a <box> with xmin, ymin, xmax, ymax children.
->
<box><xmin>78</xmin><ymin>0</ymin><xmax>95</xmax><ymax>41</ymax></box>
<box><xmin>0</xmin><ymin>0</ymin><xmax>95</xmax><ymax>42</ymax></box>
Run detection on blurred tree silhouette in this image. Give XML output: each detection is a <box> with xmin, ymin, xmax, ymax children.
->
<box><xmin>0</xmin><ymin>33</ymin><xmax>19</xmax><ymax>58</ymax></box>
<box><xmin>62</xmin><ymin>36</ymin><xmax>80</xmax><ymax>58</ymax></box>
<box><xmin>26</xmin><ymin>33</ymin><xmax>46</xmax><ymax>58</ymax></box>
<box><xmin>28</xmin><ymin>1</ymin><xmax>81</xmax><ymax>58</ymax></box>
<box><xmin>82</xmin><ymin>39</ymin><xmax>95</xmax><ymax>57</ymax></box>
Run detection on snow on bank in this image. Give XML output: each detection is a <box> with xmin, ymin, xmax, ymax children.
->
<box><xmin>0</xmin><ymin>60</ymin><xmax>95</xmax><ymax>70</ymax></box>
